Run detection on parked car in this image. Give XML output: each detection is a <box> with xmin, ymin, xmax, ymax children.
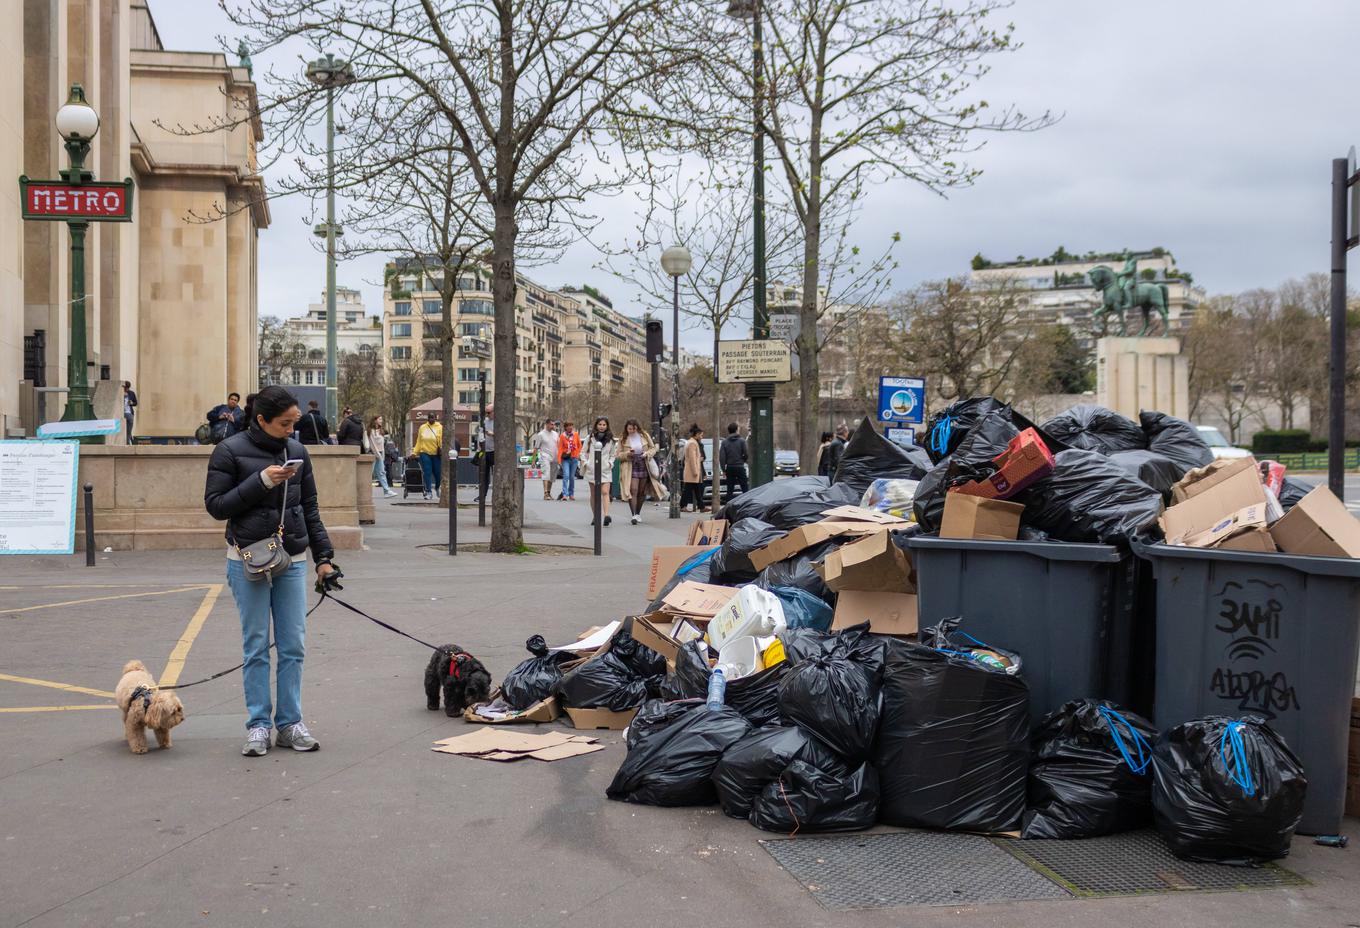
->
<box><xmin>774</xmin><ymin>449</ymin><xmax>800</xmax><ymax>476</ymax></box>
<box><xmin>1195</xmin><ymin>425</ymin><xmax>1252</xmax><ymax>460</ymax></box>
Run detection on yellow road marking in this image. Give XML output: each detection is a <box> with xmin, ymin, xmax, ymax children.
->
<box><xmin>0</xmin><ymin>673</ymin><xmax>114</xmax><ymax>699</ymax></box>
<box><xmin>0</xmin><ymin>586</ymin><xmax>207</xmax><ymax>616</ymax></box>
<box><xmin>158</xmin><ymin>584</ymin><xmax>222</xmax><ymax>688</ymax></box>
<box><xmin>0</xmin><ymin>704</ymin><xmax>116</xmax><ymax>713</ymax></box>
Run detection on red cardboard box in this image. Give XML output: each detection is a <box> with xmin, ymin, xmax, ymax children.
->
<box><xmin>952</xmin><ymin>428</ymin><xmax>1055</xmax><ymax>500</ymax></box>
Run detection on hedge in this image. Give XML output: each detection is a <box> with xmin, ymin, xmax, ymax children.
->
<box><xmin>1251</xmin><ymin>429</ymin><xmax>1311</xmax><ymax>454</ymax></box>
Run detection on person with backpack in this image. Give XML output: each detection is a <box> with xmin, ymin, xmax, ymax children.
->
<box><xmin>297</xmin><ymin>400</ymin><xmax>330</xmax><ymax>445</ymax></box>
<box><xmin>206</xmin><ymin>393</ymin><xmax>246</xmax><ymax>444</ymax></box>
<box><xmin>718</xmin><ymin>422</ymin><xmax>749</xmax><ymax>502</ymax></box>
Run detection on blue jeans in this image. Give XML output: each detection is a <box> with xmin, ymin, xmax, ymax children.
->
<box><xmin>372</xmin><ymin>455</ymin><xmax>392</xmax><ymax>492</ymax></box>
<box><xmin>418</xmin><ymin>452</ymin><xmax>441</xmax><ymax>495</ymax></box>
<box><xmin>226</xmin><ymin>559</ymin><xmax>308</xmax><ymax>732</ymax></box>
<box><xmin>560</xmin><ymin>457</ymin><xmax>578</xmax><ymax>498</ymax></box>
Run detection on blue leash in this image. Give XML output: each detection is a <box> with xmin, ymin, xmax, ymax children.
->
<box><xmin>1097</xmin><ymin>705</ymin><xmax>1152</xmax><ymax>775</ymax></box>
<box><xmin>1219</xmin><ymin>721</ymin><xmax>1257</xmax><ymax>796</ymax></box>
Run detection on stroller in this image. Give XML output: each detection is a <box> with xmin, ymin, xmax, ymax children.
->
<box><xmin>401</xmin><ymin>455</ymin><xmax>426</xmax><ymax>499</ymax></box>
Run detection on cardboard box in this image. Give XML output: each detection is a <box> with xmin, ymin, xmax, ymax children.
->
<box><xmin>630</xmin><ymin>614</ymin><xmax>688</xmax><ymax>665</ymax></box>
<box><xmin>818</xmin><ymin>505</ymin><xmax>910</xmax><ymax>525</ymax></box>
<box><xmin>647</xmin><ymin>545</ymin><xmax>717</xmax><ymax>600</ymax></box>
<box><xmin>939</xmin><ymin>494</ymin><xmax>1024</xmax><ymax>541</ymax></box>
<box><xmin>564</xmin><ymin>705</ymin><xmax>638</xmax><ymax>731</ymax></box>
<box><xmin>749</xmin><ymin>521</ymin><xmax>888</xmax><ymax>572</ymax></box>
<box><xmin>1170</xmin><ymin>504</ymin><xmax>1274</xmax><ymax>551</ymax></box>
<box><xmin>661</xmin><ymin>581</ymin><xmax>738</xmax><ymax>618</ymax></box>
<box><xmin>1170</xmin><ymin>457</ymin><xmax>1260</xmax><ymax>505</ymax></box>
<box><xmin>1160</xmin><ymin>460</ymin><xmax>1267</xmax><ymax>543</ymax></box>
<box><xmin>817</xmin><ymin>529</ymin><xmax>915</xmax><ymax>593</ymax></box>
<box><xmin>832</xmin><ymin>590</ymin><xmax>918</xmax><ymax>637</ymax></box>
<box><xmin>951</xmin><ymin>428</ymin><xmax>1055</xmax><ymax>501</ymax></box>
<box><xmin>1271</xmin><ymin>485</ymin><xmax>1360</xmax><ymax>558</ymax></box>
<box><xmin>686</xmin><ymin>518</ymin><xmax>728</xmax><ymax>546</ymax></box>
<box><xmin>463</xmin><ymin>691</ymin><xmax>562</xmax><ymax>725</ymax></box>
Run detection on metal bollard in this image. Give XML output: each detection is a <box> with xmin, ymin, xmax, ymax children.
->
<box><xmin>478</xmin><ymin>453</ymin><xmax>487</xmax><ymax>528</ymax></box>
<box><xmin>593</xmin><ymin>448</ymin><xmax>602</xmax><ymax>556</ymax></box>
<box><xmin>83</xmin><ymin>484</ymin><xmax>95</xmax><ymax>567</ymax></box>
<box><xmin>448</xmin><ymin>472</ymin><xmax>457</xmax><ymax>556</ymax></box>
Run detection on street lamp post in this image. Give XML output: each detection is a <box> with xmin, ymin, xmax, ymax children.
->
<box><xmin>54</xmin><ymin>85</ymin><xmax>100</xmax><ymax>426</ymax></box>
<box><xmin>728</xmin><ymin>0</ymin><xmax>774</xmax><ymax>487</ymax></box>
<box><xmin>306</xmin><ymin>53</ymin><xmax>355</xmax><ymax>427</ymax></box>
<box><xmin>661</xmin><ymin>245</ymin><xmax>691</xmax><ymax>519</ymax></box>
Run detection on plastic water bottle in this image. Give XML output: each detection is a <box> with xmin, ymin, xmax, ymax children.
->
<box><xmin>706</xmin><ymin>665</ymin><xmax>728</xmax><ymax>710</ymax></box>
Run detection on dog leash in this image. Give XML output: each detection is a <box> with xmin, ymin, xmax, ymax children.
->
<box><xmin>313</xmin><ymin>589</ymin><xmax>442</xmax><ymax>652</ymax></box>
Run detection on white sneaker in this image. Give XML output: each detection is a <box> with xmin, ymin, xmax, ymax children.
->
<box><xmin>630</xmin><ymin>514</ymin><xmax>640</xmax><ymax>525</ymax></box>
<box><xmin>383</xmin><ymin>490</ymin><xmax>397</xmax><ymax>498</ymax></box>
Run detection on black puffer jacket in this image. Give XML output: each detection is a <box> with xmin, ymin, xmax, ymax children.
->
<box><xmin>204</xmin><ymin>425</ymin><xmax>334</xmax><ymax>560</ymax></box>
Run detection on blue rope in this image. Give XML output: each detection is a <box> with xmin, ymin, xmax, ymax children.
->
<box><xmin>1097</xmin><ymin>705</ymin><xmax>1152</xmax><ymax>775</ymax></box>
<box><xmin>677</xmin><ymin>546</ymin><xmax>719</xmax><ymax>576</ymax></box>
<box><xmin>930</xmin><ymin>415</ymin><xmax>953</xmax><ymax>457</ymax></box>
<box><xmin>955</xmin><ymin>629</ymin><xmax>997</xmax><ymax>653</ymax></box>
<box><xmin>1219</xmin><ymin>721</ymin><xmax>1257</xmax><ymax>797</ymax></box>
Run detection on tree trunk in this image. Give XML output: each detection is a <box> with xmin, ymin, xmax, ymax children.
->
<box><xmin>711</xmin><ymin>327</ymin><xmax>721</xmax><ymax>513</ymax></box>
<box><xmin>439</xmin><ymin>283</ymin><xmax>455</xmax><ymax>510</ymax></box>
<box><xmin>796</xmin><ymin>180</ymin><xmax>822</xmax><ymax>474</ymax></box>
<box><xmin>489</xmin><ymin>203</ymin><xmax>521</xmax><ymax>552</ymax></box>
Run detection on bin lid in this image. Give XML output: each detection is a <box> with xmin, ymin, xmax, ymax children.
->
<box><xmin>1135</xmin><ymin>541</ymin><xmax>1360</xmax><ymax>578</ymax></box>
<box><xmin>908</xmin><ymin>536</ymin><xmax>1124</xmax><ymax>563</ymax></box>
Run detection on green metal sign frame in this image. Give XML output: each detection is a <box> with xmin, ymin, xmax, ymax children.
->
<box><xmin>18</xmin><ymin>176</ymin><xmax>136</xmax><ymax>222</ymax></box>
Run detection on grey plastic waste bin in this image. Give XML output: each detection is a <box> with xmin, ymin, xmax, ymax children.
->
<box><xmin>908</xmin><ymin>537</ymin><xmax>1132</xmax><ymax>724</ymax></box>
<box><xmin>1139</xmin><ymin>542</ymin><xmax>1360</xmax><ymax>836</ymax></box>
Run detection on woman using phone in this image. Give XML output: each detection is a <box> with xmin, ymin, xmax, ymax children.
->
<box><xmin>579</xmin><ymin>416</ymin><xmax>617</xmax><ymax>527</ymax></box>
<box><xmin>617</xmin><ymin>418</ymin><xmax>666</xmax><ymax>524</ymax></box>
<box><xmin>204</xmin><ymin>385</ymin><xmax>337</xmax><ymax>758</ymax></box>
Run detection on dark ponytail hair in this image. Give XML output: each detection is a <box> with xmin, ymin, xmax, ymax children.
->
<box><xmin>250</xmin><ymin>385</ymin><xmax>298</xmax><ymax>426</ymax></box>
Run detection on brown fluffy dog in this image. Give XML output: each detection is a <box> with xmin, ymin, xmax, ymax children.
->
<box><xmin>114</xmin><ymin>660</ymin><xmax>185</xmax><ymax>754</ymax></box>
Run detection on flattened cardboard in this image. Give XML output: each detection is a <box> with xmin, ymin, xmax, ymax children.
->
<box><xmin>1216</xmin><ymin>527</ymin><xmax>1278</xmax><ymax>553</ymax></box>
<box><xmin>564</xmin><ymin>705</ymin><xmax>639</xmax><ymax>731</ymax></box>
<box><xmin>431</xmin><ymin>729</ymin><xmax>602</xmax><ymax>762</ymax></box>
<box><xmin>818</xmin><ymin>505</ymin><xmax>909</xmax><ymax>525</ymax></box>
<box><xmin>816</xmin><ymin>529</ymin><xmax>915</xmax><ymax>593</ymax></box>
<box><xmin>647</xmin><ymin>546</ymin><xmax>717</xmax><ymax>600</ymax></box>
<box><xmin>939</xmin><ymin>494</ymin><xmax>1023</xmax><ymax>541</ymax></box>
<box><xmin>1161</xmin><ymin>462</ymin><xmax>1268</xmax><ymax>542</ymax></box>
<box><xmin>1271</xmin><ymin>485</ymin><xmax>1360</xmax><ymax>558</ymax></box>
<box><xmin>1171</xmin><ymin>504</ymin><xmax>1272</xmax><ymax>550</ymax></box>
<box><xmin>749</xmin><ymin>521</ymin><xmax>887</xmax><ymax>572</ymax></box>
<box><xmin>686</xmin><ymin>518</ymin><xmax>728</xmax><ymax>546</ymax></box>
<box><xmin>631</xmin><ymin>614</ymin><xmax>685</xmax><ymax>664</ymax></box>
<box><xmin>524</xmin><ymin>741</ymin><xmax>607</xmax><ymax>762</ymax></box>
<box><xmin>661</xmin><ymin>581</ymin><xmax>738</xmax><ymax>618</ymax></box>
<box><xmin>832</xmin><ymin>590</ymin><xmax>918</xmax><ymax>636</ymax></box>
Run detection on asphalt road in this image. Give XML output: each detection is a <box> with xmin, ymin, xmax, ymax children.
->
<box><xmin>1291</xmin><ymin>472</ymin><xmax>1360</xmax><ymax>513</ymax></box>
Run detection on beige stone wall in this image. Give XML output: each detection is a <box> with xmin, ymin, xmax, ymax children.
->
<box><xmin>1095</xmin><ymin>336</ymin><xmax>1189</xmax><ymax>420</ymax></box>
<box><xmin>0</xmin><ymin>3</ymin><xmax>25</xmax><ymax>437</ymax></box>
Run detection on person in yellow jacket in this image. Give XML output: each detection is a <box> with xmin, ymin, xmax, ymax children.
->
<box><xmin>413</xmin><ymin>413</ymin><xmax>444</xmax><ymax>500</ymax></box>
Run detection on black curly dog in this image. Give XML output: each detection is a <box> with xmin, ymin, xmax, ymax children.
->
<box><xmin>424</xmin><ymin>645</ymin><xmax>492</xmax><ymax>716</ymax></box>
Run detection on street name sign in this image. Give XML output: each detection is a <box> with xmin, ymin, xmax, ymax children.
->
<box><xmin>19</xmin><ymin>177</ymin><xmax>135</xmax><ymax>222</ymax></box>
<box><xmin>716</xmin><ymin>340</ymin><xmax>793</xmax><ymax>383</ymax></box>
<box><xmin>0</xmin><ymin>441</ymin><xmax>79</xmax><ymax>555</ymax></box>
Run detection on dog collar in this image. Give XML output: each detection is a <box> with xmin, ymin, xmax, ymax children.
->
<box><xmin>448</xmin><ymin>652</ymin><xmax>474</xmax><ymax>679</ymax></box>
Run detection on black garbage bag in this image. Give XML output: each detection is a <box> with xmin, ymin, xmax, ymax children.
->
<box><xmin>923</xmin><ymin>397</ymin><xmax>1011</xmax><ymax>462</ymax></box>
<box><xmin>627</xmin><ymin>698</ymin><xmax>702</xmax><ymax>749</ymax></box>
<box><xmin>776</xmin><ymin>623</ymin><xmax>887</xmax><ymax>677</ymax></box>
<box><xmin>875</xmin><ymin>638</ymin><xmax>1031</xmax><ymax>832</ymax></box>
<box><xmin>646</xmin><ymin>547</ymin><xmax>721</xmax><ymax>612</ymax></box>
<box><xmin>1021</xmin><ymin>699</ymin><xmax>1159</xmax><ymax>839</ymax></box>
<box><xmin>661</xmin><ymin>639</ymin><xmax>712</xmax><ymax>700</ymax></box>
<box><xmin>713</xmin><ymin>724</ymin><xmax>810</xmax><ymax>818</ymax></box>
<box><xmin>777</xmin><ymin>641</ymin><xmax>882</xmax><ymax>761</ymax></box>
<box><xmin>718</xmin><ymin>475</ymin><xmax>830</xmax><ymax>523</ymax></box>
<box><xmin>919</xmin><ymin>617</ymin><xmax>1023</xmax><ymax>675</ymax></box>
<box><xmin>750</xmin><ymin>758</ymin><xmax>880</xmax><ymax>834</ymax></box>
<box><xmin>1151</xmin><ymin>717</ymin><xmax>1307</xmax><ymax>865</ymax></box>
<box><xmin>764</xmin><ymin>482</ymin><xmax>862</xmax><ymax>530</ymax></box>
<box><xmin>557</xmin><ymin>652</ymin><xmax>651</xmax><ymax>712</ymax></box>
<box><xmin>611</xmin><ymin>628</ymin><xmax>669</xmax><ymax>680</ymax></box>
<box><xmin>1108</xmin><ymin>449</ymin><xmax>1187</xmax><ymax>498</ymax></box>
<box><xmin>659</xmin><ymin>640</ymin><xmax>789</xmax><ymax>728</ymax></box>
<box><xmin>833</xmin><ymin>418</ymin><xmax>932</xmax><ymax>496</ymax></box>
<box><xmin>500</xmin><ymin>635</ymin><xmax>575</xmax><ymax>710</ymax></box>
<box><xmin>1277</xmin><ymin>477</ymin><xmax>1311</xmax><ymax>511</ymax></box>
<box><xmin>1021</xmin><ymin>449</ymin><xmax>1164</xmax><ymax>544</ymax></box>
<box><xmin>778</xmin><ymin>627</ymin><xmax>835</xmax><ymax>664</ymax></box>
<box><xmin>1140</xmin><ymin>411</ymin><xmax>1213</xmax><ymax>471</ymax></box>
<box><xmin>708</xmin><ymin>518</ymin><xmax>784</xmax><ymax>583</ymax></box>
<box><xmin>755</xmin><ymin>540</ymin><xmax>841</xmax><ymax>604</ymax></box>
<box><xmin>1041</xmin><ymin>404</ymin><xmax>1147</xmax><ymax>455</ymax></box>
<box><xmin>606</xmin><ymin>705</ymin><xmax>753</xmax><ymax>806</ymax></box>
<box><xmin>913</xmin><ymin>410</ymin><xmax>1023</xmax><ymax>531</ymax></box>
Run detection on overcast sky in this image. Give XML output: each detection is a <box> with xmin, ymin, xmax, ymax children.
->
<box><xmin>151</xmin><ymin>0</ymin><xmax>1360</xmax><ymax>350</ymax></box>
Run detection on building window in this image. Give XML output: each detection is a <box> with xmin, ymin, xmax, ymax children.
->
<box><xmin>317</xmin><ymin>370</ymin><xmax>325</xmax><ymax>385</ymax></box>
<box><xmin>305</xmin><ymin>371</ymin><xmax>314</xmax><ymax>384</ymax></box>
<box><xmin>390</xmin><ymin>346</ymin><xmax>412</xmax><ymax>360</ymax></box>
<box><xmin>291</xmin><ymin>371</ymin><xmax>300</xmax><ymax>385</ymax></box>
<box><xmin>458</xmin><ymin>322</ymin><xmax>486</xmax><ymax>337</ymax></box>
<box><xmin>458</xmin><ymin>390</ymin><xmax>481</xmax><ymax>404</ymax></box>
<box><xmin>423</xmin><ymin>321</ymin><xmax>447</xmax><ymax>340</ymax></box>
<box><xmin>458</xmin><ymin>368</ymin><xmax>483</xmax><ymax>382</ymax></box>
<box><xmin>457</xmin><ymin>276</ymin><xmax>478</xmax><ymax>291</ymax></box>
<box><xmin>460</xmin><ymin>299</ymin><xmax>494</xmax><ymax>316</ymax></box>
<box><xmin>394</xmin><ymin>301</ymin><xmax>412</xmax><ymax>316</ymax></box>
<box><xmin>423</xmin><ymin>300</ymin><xmax>441</xmax><ymax>315</ymax></box>
<box><xmin>390</xmin><ymin>323</ymin><xmax>411</xmax><ymax>337</ymax></box>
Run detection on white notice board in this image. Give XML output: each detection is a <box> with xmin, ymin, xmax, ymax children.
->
<box><xmin>716</xmin><ymin>339</ymin><xmax>793</xmax><ymax>383</ymax></box>
<box><xmin>0</xmin><ymin>441</ymin><xmax>80</xmax><ymax>554</ymax></box>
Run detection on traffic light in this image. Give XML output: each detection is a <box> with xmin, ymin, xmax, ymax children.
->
<box><xmin>645</xmin><ymin>319</ymin><xmax>664</xmax><ymax>363</ymax></box>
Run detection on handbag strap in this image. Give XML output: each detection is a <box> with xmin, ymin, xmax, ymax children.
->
<box><xmin>275</xmin><ymin>471</ymin><xmax>289</xmax><ymax>533</ymax></box>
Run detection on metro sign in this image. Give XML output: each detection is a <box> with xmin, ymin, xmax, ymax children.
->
<box><xmin>18</xmin><ymin>176</ymin><xmax>135</xmax><ymax>222</ymax></box>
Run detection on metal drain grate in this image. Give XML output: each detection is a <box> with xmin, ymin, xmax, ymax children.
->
<box><xmin>760</xmin><ymin>832</ymin><xmax>1071</xmax><ymax>910</ymax></box>
<box><xmin>991</xmin><ymin>830</ymin><xmax>1308</xmax><ymax>897</ymax></box>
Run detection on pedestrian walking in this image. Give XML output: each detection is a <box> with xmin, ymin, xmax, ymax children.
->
<box><xmin>367</xmin><ymin>415</ymin><xmax>398</xmax><ymax>498</ymax></box>
<box><xmin>413</xmin><ymin>412</ymin><xmax>443</xmax><ymax>500</ymax></box>
<box><xmin>618</xmin><ymin>419</ymin><xmax>667</xmax><ymax>524</ymax></box>
<box><xmin>206</xmin><ymin>393</ymin><xmax>246</xmax><ymax>444</ymax></box>
<box><xmin>558</xmin><ymin>421</ymin><xmax>581</xmax><ymax>500</ymax></box>
<box><xmin>815</xmin><ymin>431</ymin><xmax>834</xmax><ymax>477</ymax></box>
<box><xmin>203</xmin><ymin>385</ymin><xmax>337</xmax><ymax>757</ymax></box>
<box><xmin>681</xmin><ymin>424</ymin><xmax>706</xmax><ymax>512</ymax></box>
<box><xmin>297</xmin><ymin>400</ymin><xmax>330</xmax><ymax>446</ymax></box>
<box><xmin>718</xmin><ymin>422</ymin><xmax>750</xmax><ymax>502</ymax></box>
<box><xmin>475</xmin><ymin>416</ymin><xmax>496</xmax><ymax>503</ymax></box>
<box><xmin>580</xmin><ymin>416</ymin><xmax>617</xmax><ymax>527</ymax></box>
<box><xmin>121</xmin><ymin>381</ymin><xmax>138</xmax><ymax>443</ymax></box>
<box><xmin>530</xmin><ymin>419</ymin><xmax>560</xmax><ymax>500</ymax></box>
<box><xmin>821</xmin><ymin>426</ymin><xmax>848</xmax><ymax>479</ymax></box>
<box><xmin>336</xmin><ymin>407</ymin><xmax>365</xmax><ymax>447</ymax></box>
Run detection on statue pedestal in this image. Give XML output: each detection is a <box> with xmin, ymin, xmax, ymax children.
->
<box><xmin>1096</xmin><ymin>337</ymin><xmax>1188</xmax><ymax>420</ymax></box>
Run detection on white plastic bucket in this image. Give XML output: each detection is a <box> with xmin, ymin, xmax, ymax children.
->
<box><xmin>717</xmin><ymin>636</ymin><xmax>762</xmax><ymax>679</ymax></box>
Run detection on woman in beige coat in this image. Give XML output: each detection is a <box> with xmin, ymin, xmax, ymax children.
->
<box><xmin>681</xmin><ymin>424</ymin><xmax>706</xmax><ymax>512</ymax></box>
<box><xmin>618</xmin><ymin>418</ymin><xmax>667</xmax><ymax>524</ymax></box>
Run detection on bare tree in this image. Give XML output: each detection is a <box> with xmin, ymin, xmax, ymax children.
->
<box><xmin>257</xmin><ymin>315</ymin><xmax>307</xmax><ymax>386</ymax></box>
<box><xmin>1184</xmin><ymin>295</ymin><xmax>1264</xmax><ymax>443</ymax></box>
<box><xmin>737</xmin><ymin>0</ymin><xmax>1054</xmax><ymax>468</ymax></box>
<box><xmin>222</xmin><ymin>0</ymin><xmax>725</xmax><ymax>551</ymax></box>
